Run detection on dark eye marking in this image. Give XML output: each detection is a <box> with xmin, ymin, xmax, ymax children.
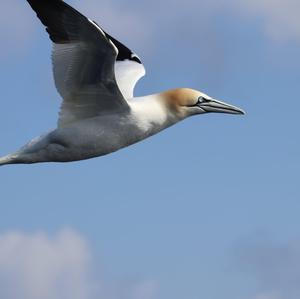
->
<box><xmin>187</xmin><ymin>96</ymin><xmax>210</xmax><ymax>108</ymax></box>
<box><xmin>198</xmin><ymin>96</ymin><xmax>208</xmax><ymax>103</ymax></box>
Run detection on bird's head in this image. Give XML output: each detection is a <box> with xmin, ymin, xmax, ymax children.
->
<box><xmin>162</xmin><ymin>88</ymin><xmax>245</xmax><ymax>119</ymax></box>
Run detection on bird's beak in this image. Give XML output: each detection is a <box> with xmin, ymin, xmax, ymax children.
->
<box><xmin>199</xmin><ymin>99</ymin><xmax>245</xmax><ymax>115</ymax></box>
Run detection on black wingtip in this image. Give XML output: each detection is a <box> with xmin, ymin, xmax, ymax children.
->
<box><xmin>26</xmin><ymin>0</ymin><xmax>87</xmax><ymax>43</ymax></box>
<box><xmin>92</xmin><ymin>21</ymin><xmax>142</xmax><ymax>64</ymax></box>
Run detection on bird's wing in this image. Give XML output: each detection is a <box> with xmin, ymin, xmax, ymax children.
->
<box><xmin>102</xmin><ymin>29</ymin><xmax>146</xmax><ymax>100</ymax></box>
<box><xmin>27</xmin><ymin>0</ymin><xmax>144</xmax><ymax>127</ymax></box>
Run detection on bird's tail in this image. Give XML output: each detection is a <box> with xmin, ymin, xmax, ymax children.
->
<box><xmin>0</xmin><ymin>154</ymin><xmax>19</xmax><ymax>166</ymax></box>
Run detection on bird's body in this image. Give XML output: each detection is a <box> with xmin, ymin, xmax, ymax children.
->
<box><xmin>5</xmin><ymin>94</ymin><xmax>176</xmax><ymax>164</ymax></box>
<box><xmin>0</xmin><ymin>0</ymin><xmax>244</xmax><ymax>166</ymax></box>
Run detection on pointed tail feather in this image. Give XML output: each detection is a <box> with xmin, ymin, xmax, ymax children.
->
<box><xmin>0</xmin><ymin>154</ymin><xmax>18</xmax><ymax>166</ymax></box>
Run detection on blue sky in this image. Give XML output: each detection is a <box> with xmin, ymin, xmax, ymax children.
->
<box><xmin>0</xmin><ymin>1</ymin><xmax>300</xmax><ymax>299</ymax></box>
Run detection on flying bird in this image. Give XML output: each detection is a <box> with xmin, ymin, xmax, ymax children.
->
<box><xmin>0</xmin><ymin>0</ymin><xmax>245</xmax><ymax>166</ymax></box>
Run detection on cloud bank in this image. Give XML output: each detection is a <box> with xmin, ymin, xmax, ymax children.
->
<box><xmin>73</xmin><ymin>0</ymin><xmax>300</xmax><ymax>44</ymax></box>
<box><xmin>234</xmin><ymin>0</ymin><xmax>300</xmax><ymax>42</ymax></box>
<box><xmin>4</xmin><ymin>0</ymin><xmax>300</xmax><ymax>62</ymax></box>
<box><xmin>0</xmin><ymin>229</ymin><xmax>157</xmax><ymax>299</ymax></box>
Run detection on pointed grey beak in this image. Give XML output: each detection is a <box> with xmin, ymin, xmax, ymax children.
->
<box><xmin>199</xmin><ymin>99</ymin><xmax>245</xmax><ymax>115</ymax></box>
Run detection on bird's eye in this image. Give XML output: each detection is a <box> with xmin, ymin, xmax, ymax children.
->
<box><xmin>198</xmin><ymin>96</ymin><xmax>206</xmax><ymax>103</ymax></box>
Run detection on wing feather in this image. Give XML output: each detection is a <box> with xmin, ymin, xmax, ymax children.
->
<box><xmin>27</xmin><ymin>0</ymin><xmax>129</xmax><ymax>127</ymax></box>
<box><xmin>114</xmin><ymin>60</ymin><xmax>145</xmax><ymax>99</ymax></box>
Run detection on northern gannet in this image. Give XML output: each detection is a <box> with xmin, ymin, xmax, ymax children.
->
<box><xmin>0</xmin><ymin>0</ymin><xmax>245</xmax><ymax>166</ymax></box>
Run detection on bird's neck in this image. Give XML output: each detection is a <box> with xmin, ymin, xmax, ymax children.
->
<box><xmin>127</xmin><ymin>94</ymin><xmax>181</xmax><ymax>136</ymax></box>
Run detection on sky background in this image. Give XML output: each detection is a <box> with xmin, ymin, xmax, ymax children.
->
<box><xmin>0</xmin><ymin>0</ymin><xmax>300</xmax><ymax>299</ymax></box>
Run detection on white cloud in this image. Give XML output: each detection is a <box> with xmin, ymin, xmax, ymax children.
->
<box><xmin>233</xmin><ymin>0</ymin><xmax>300</xmax><ymax>42</ymax></box>
<box><xmin>73</xmin><ymin>0</ymin><xmax>300</xmax><ymax>44</ymax></box>
<box><xmin>4</xmin><ymin>0</ymin><xmax>300</xmax><ymax>64</ymax></box>
<box><xmin>0</xmin><ymin>229</ymin><xmax>93</xmax><ymax>299</ymax></box>
<box><xmin>0</xmin><ymin>229</ymin><xmax>157</xmax><ymax>299</ymax></box>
